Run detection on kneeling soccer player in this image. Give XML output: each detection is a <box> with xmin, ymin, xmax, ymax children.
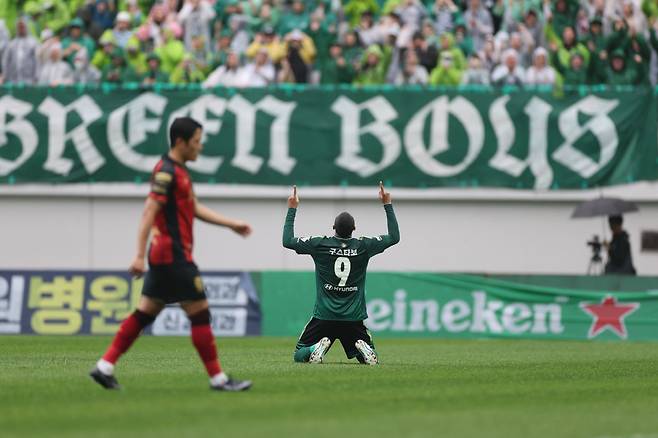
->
<box><xmin>282</xmin><ymin>182</ymin><xmax>400</xmax><ymax>365</ymax></box>
<box><xmin>90</xmin><ymin>117</ymin><xmax>252</xmax><ymax>391</ymax></box>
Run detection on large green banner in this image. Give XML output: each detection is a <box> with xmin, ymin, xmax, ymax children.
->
<box><xmin>0</xmin><ymin>86</ymin><xmax>655</xmax><ymax>189</ymax></box>
<box><xmin>261</xmin><ymin>272</ymin><xmax>658</xmax><ymax>340</ymax></box>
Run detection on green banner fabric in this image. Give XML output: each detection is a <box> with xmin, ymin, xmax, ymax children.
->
<box><xmin>261</xmin><ymin>272</ymin><xmax>658</xmax><ymax>340</ymax></box>
<box><xmin>0</xmin><ymin>86</ymin><xmax>656</xmax><ymax>189</ymax></box>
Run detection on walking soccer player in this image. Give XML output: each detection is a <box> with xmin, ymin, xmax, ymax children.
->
<box><xmin>90</xmin><ymin>117</ymin><xmax>253</xmax><ymax>391</ymax></box>
<box><xmin>282</xmin><ymin>182</ymin><xmax>400</xmax><ymax>365</ymax></box>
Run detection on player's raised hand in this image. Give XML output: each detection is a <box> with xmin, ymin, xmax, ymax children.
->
<box><xmin>288</xmin><ymin>185</ymin><xmax>300</xmax><ymax>208</ymax></box>
<box><xmin>379</xmin><ymin>181</ymin><xmax>391</xmax><ymax>205</ymax></box>
<box><xmin>129</xmin><ymin>256</ymin><xmax>146</xmax><ymax>278</ymax></box>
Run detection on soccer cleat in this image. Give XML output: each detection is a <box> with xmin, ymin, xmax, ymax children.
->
<box><xmin>89</xmin><ymin>367</ymin><xmax>121</xmax><ymax>390</ymax></box>
<box><xmin>355</xmin><ymin>340</ymin><xmax>378</xmax><ymax>365</ymax></box>
<box><xmin>210</xmin><ymin>377</ymin><xmax>253</xmax><ymax>392</ymax></box>
<box><xmin>308</xmin><ymin>337</ymin><xmax>331</xmax><ymax>364</ymax></box>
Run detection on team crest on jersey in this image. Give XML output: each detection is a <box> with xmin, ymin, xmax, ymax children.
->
<box><xmin>194</xmin><ymin>276</ymin><xmax>204</xmax><ymax>293</ymax></box>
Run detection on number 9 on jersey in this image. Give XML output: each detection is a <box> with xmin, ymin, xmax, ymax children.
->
<box><xmin>334</xmin><ymin>257</ymin><xmax>352</xmax><ymax>287</ymax></box>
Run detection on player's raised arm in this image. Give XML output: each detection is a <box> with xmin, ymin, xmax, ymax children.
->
<box><xmin>282</xmin><ymin>185</ymin><xmax>300</xmax><ymax>249</ymax></box>
<box><xmin>364</xmin><ymin>182</ymin><xmax>400</xmax><ymax>256</ymax></box>
<box><xmin>129</xmin><ymin>197</ymin><xmax>162</xmax><ymax>278</ymax></box>
<box><xmin>282</xmin><ymin>186</ymin><xmax>316</xmax><ymax>255</ymax></box>
<box><xmin>194</xmin><ymin>200</ymin><xmax>252</xmax><ymax>237</ymax></box>
<box><xmin>379</xmin><ymin>181</ymin><xmax>400</xmax><ymax>244</ymax></box>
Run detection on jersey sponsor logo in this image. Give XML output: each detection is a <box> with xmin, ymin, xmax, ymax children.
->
<box><xmin>329</xmin><ymin>248</ymin><xmax>358</xmax><ymax>256</ymax></box>
<box><xmin>324</xmin><ymin>283</ymin><xmax>358</xmax><ymax>293</ymax></box>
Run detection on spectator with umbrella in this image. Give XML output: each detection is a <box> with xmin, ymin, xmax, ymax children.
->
<box><xmin>571</xmin><ymin>197</ymin><xmax>639</xmax><ymax>276</ymax></box>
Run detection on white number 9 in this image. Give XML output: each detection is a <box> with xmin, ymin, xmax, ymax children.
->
<box><xmin>334</xmin><ymin>257</ymin><xmax>351</xmax><ymax>287</ymax></box>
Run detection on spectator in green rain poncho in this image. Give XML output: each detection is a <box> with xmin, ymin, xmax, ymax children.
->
<box><xmin>214</xmin><ymin>0</ymin><xmax>244</xmax><ymax>27</ymax></box>
<box><xmin>91</xmin><ymin>32</ymin><xmax>117</xmax><ymax>70</ymax></box>
<box><xmin>61</xmin><ymin>18</ymin><xmax>96</xmax><ymax>65</ymax></box>
<box><xmin>277</xmin><ymin>0</ymin><xmax>310</xmax><ymax>35</ymax></box>
<box><xmin>155</xmin><ymin>27</ymin><xmax>186</xmax><ymax>74</ymax></box>
<box><xmin>353</xmin><ymin>45</ymin><xmax>389</xmax><ymax>85</ymax></box>
<box><xmin>453</xmin><ymin>19</ymin><xmax>473</xmax><ymax>57</ymax></box>
<box><xmin>343</xmin><ymin>0</ymin><xmax>379</xmax><ymax>28</ymax></box>
<box><xmin>124</xmin><ymin>36</ymin><xmax>147</xmax><ymax>75</ymax></box>
<box><xmin>342</xmin><ymin>31</ymin><xmax>364</xmax><ymax>70</ymax></box>
<box><xmin>141</xmin><ymin>53</ymin><xmax>169</xmax><ymax>85</ymax></box>
<box><xmin>438</xmin><ymin>31</ymin><xmax>466</xmax><ymax>71</ymax></box>
<box><xmin>581</xmin><ymin>17</ymin><xmax>607</xmax><ymax>84</ymax></box>
<box><xmin>551</xmin><ymin>50</ymin><xmax>587</xmax><ymax>85</ymax></box>
<box><xmin>320</xmin><ymin>42</ymin><xmax>355</xmax><ymax>84</ymax></box>
<box><xmin>429</xmin><ymin>50</ymin><xmax>463</xmax><ymax>85</ymax></box>
<box><xmin>545</xmin><ymin>0</ymin><xmax>579</xmax><ymax>43</ymax></box>
<box><xmin>249</xmin><ymin>1</ymin><xmax>281</xmax><ymax>34</ymax></box>
<box><xmin>606</xmin><ymin>49</ymin><xmax>639</xmax><ymax>85</ymax></box>
<box><xmin>102</xmin><ymin>49</ymin><xmax>140</xmax><ymax>83</ymax></box>
<box><xmin>170</xmin><ymin>54</ymin><xmax>207</xmax><ymax>84</ymax></box>
<box><xmin>607</xmin><ymin>19</ymin><xmax>651</xmax><ymax>85</ymax></box>
<box><xmin>189</xmin><ymin>35</ymin><xmax>213</xmax><ymax>75</ymax></box>
<box><xmin>548</xmin><ymin>26</ymin><xmax>589</xmax><ymax>73</ymax></box>
<box><xmin>23</xmin><ymin>1</ymin><xmax>44</xmax><ymax>38</ymax></box>
<box><xmin>307</xmin><ymin>14</ymin><xmax>336</xmax><ymax>71</ymax></box>
<box><xmin>38</xmin><ymin>0</ymin><xmax>71</xmax><ymax>34</ymax></box>
<box><xmin>67</xmin><ymin>0</ymin><xmax>87</xmax><ymax>16</ymax></box>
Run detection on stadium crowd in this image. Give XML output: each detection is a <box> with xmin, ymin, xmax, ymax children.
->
<box><xmin>0</xmin><ymin>0</ymin><xmax>657</xmax><ymax>87</ymax></box>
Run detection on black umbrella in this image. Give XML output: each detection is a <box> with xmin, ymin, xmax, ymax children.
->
<box><xmin>571</xmin><ymin>197</ymin><xmax>639</xmax><ymax>218</ymax></box>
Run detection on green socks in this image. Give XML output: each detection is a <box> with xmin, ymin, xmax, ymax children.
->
<box><xmin>294</xmin><ymin>346</ymin><xmax>313</xmax><ymax>363</ymax></box>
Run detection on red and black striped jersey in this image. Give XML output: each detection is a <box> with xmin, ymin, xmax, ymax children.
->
<box><xmin>148</xmin><ymin>154</ymin><xmax>195</xmax><ymax>265</ymax></box>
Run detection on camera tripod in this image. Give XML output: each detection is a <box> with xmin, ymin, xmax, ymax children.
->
<box><xmin>587</xmin><ymin>251</ymin><xmax>604</xmax><ymax>275</ymax></box>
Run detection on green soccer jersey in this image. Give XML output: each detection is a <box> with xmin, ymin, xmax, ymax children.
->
<box><xmin>283</xmin><ymin>204</ymin><xmax>400</xmax><ymax>321</ymax></box>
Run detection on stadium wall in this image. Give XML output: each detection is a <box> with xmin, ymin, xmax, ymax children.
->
<box><xmin>2</xmin><ymin>182</ymin><xmax>658</xmax><ymax>275</ymax></box>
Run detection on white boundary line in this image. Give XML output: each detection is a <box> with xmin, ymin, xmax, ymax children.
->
<box><xmin>1</xmin><ymin>182</ymin><xmax>658</xmax><ymax>202</ymax></box>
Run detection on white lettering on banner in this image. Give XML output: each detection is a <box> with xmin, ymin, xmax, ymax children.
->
<box><xmin>0</xmin><ymin>93</ymin><xmax>625</xmax><ymax>186</ymax></box>
<box><xmin>488</xmin><ymin>96</ymin><xmax>554</xmax><ymax>189</ymax></box>
<box><xmin>39</xmin><ymin>96</ymin><xmax>104</xmax><ymax>176</ymax></box>
<box><xmin>202</xmin><ymin>276</ymin><xmax>248</xmax><ymax>306</ymax></box>
<box><xmin>366</xmin><ymin>299</ymin><xmax>392</xmax><ymax>330</ymax></box>
<box><xmin>331</xmin><ymin>96</ymin><xmax>401</xmax><ymax>177</ymax></box>
<box><xmin>228</xmin><ymin>95</ymin><xmax>297</xmax><ymax>174</ymax></box>
<box><xmin>107</xmin><ymin>92</ymin><xmax>168</xmax><ymax>172</ymax></box>
<box><xmin>501</xmin><ymin>303</ymin><xmax>532</xmax><ymax>334</ymax></box>
<box><xmin>441</xmin><ymin>300</ymin><xmax>471</xmax><ymax>332</ymax></box>
<box><xmin>552</xmin><ymin>95</ymin><xmax>619</xmax><ymax>178</ymax></box>
<box><xmin>0</xmin><ymin>275</ymin><xmax>25</xmax><ymax>334</ymax></box>
<box><xmin>408</xmin><ymin>300</ymin><xmax>440</xmax><ymax>332</ymax></box>
<box><xmin>365</xmin><ymin>290</ymin><xmax>565</xmax><ymax>335</ymax></box>
<box><xmin>391</xmin><ymin>290</ymin><xmax>407</xmax><ymax>331</ymax></box>
<box><xmin>0</xmin><ymin>96</ymin><xmax>38</xmax><ymax>176</ymax></box>
<box><xmin>404</xmin><ymin>96</ymin><xmax>484</xmax><ymax>176</ymax></box>
<box><xmin>470</xmin><ymin>290</ymin><xmax>504</xmax><ymax>333</ymax></box>
<box><xmin>168</xmin><ymin>95</ymin><xmax>226</xmax><ymax>174</ymax></box>
<box><xmin>531</xmin><ymin>304</ymin><xmax>565</xmax><ymax>334</ymax></box>
<box><xmin>152</xmin><ymin>307</ymin><xmax>247</xmax><ymax>336</ymax></box>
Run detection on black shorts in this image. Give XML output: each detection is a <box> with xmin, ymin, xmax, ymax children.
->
<box><xmin>141</xmin><ymin>263</ymin><xmax>207</xmax><ymax>304</ymax></box>
<box><xmin>295</xmin><ymin>317</ymin><xmax>375</xmax><ymax>360</ymax></box>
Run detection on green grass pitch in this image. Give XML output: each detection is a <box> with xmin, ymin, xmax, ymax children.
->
<box><xmin>2</xmin><ymin>336</ymin><xmax>658</xmax><ymax>438</ymax></box>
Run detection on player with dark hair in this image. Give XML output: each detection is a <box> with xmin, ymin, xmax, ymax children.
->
<box><xmin>283</xmin><ymin>182</ymin><xmax>400</xmax><ymax>365</ymax></box>
<box><xmin>90</xmin><ymin>117</ymin><xmax>253</xmax><ymax>391</ymax></box>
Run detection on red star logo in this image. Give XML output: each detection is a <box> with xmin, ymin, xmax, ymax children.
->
<box><xmin>580</xmin><ymin>296</ymin><xmax>639</xmax><ymax>339</ymax></box>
